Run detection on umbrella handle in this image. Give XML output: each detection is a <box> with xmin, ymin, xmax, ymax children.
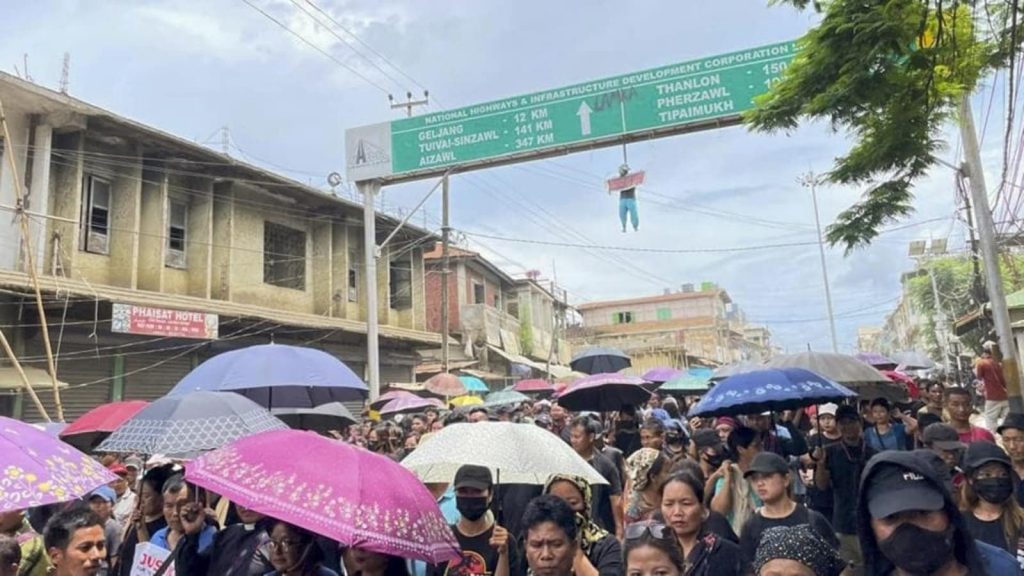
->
<box><xmin>495</xmin><ymin>469</ymin><xmax>504</xmax><ymax>527</ymax></box>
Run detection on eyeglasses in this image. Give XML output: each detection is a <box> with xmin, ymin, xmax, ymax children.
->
<box><xmin>269</xmin><ymin>539</ymin><xmax>305</xmax><ymax>553</ymax></box>
<box><xmin>624</xmin><ymin>521</ymin><xmax>672</xmax><ymax>541</ymax></box>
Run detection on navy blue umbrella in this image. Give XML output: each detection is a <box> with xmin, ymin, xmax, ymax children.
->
<box><xmin>168</xmin><ymin>344</ymin><xmax>368</xmax><ymax>409</ymax></box>
<box><xmin>570</xmin><ymin>346</ymin><xmax>631</xmax><ymax>375</ymax></box>
<box><xmin>687</xmin><ymin>368</ymin><xmax>856</xmax><ymax>418</ymax></box>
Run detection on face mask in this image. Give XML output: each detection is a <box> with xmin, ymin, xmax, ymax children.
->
<box><xmin>974</xmin><ymin>477</ymin><xmax>1014</xmax><ymax>504</ymax></box>
<box><xmin>877</xmin><ymin>522</ymin><xmax>955</xmax><ymax>574</ymax></box>
<box><xmin>456</xmin><ymin>496</ymin><xmax>489</xmax><ymax>521</ymax></box>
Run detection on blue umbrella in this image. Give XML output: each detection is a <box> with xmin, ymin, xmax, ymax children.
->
<box><xmin>688</xmin><ymin>368</ymin><xmax>856</xmax><ymax>418</ymax></box>
<box><xmin>570</xmin><ymin>347</ymin><xmax>631</xmax><ymax>375</ymax></box>
<box><xmin>687</xmin><ymin>367</ymin><xmax>714</xmax><ymax>381</ymax></box>
<box><xmin>458</xmin><ymin>376</ymin><xmax>490</xmax><ymax>394</ymax></box>
<box><xmin>168</xmin><ymin>344</ymin><xmax>368</xmax><ymax>408</ymax></box>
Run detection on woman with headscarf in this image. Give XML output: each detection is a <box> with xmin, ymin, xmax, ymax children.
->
<box><xmin>543</xmin><ymin>474</ymin><xmax>622</xmax><ymax>576</ymax></box>
<box><xmin>624</xmin><ymin>448</ymin><xmax>670</xmax><ymax>525</ymax></box>
<box><xmin>752</xmin><ymin>525</ymin><xmax>845</xmax><ymax>576</ymax></box>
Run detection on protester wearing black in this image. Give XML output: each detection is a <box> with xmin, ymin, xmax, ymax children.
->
<box><xmin>857</xmin><ymin>450</ymin><xmax>1019</xmax><ymax>575</ymax></box>
<box><xmin>176</xmin><ymin>503</ymin><xmax>273</xmax><ymax>576</ymax></box>
<box><xmin>739</xmin><ymin>452</ymin><xmax>838</xmax><ymax>566</ymax></box>
<box><xmin>613</xmin><ymin>408</ymin><xmax>642</xmax><ymax>458</ymax></box>
<box><xmin>568</xmin><ymin>416</ymin><xmax>623</xmax><ymax>538</ymax></box>
<box><xmin>813</xmin><ymin>404</ymin><xmax>875</xmax><ymax>575</ymax></box>
<box><xmin>114</xmin><ymin>466</ymin><xmax>171</xmax><ymax>576</ymax></box>
<box><xmin>803</xmin><ymin>404</ymin><xmax>841</xmax><ymax>523</ymax></box>
<box><xmin>426</xmin><ymin>465</ymin><xmax>518</xmax><ymax>576</ymax></box>
<box><xmin>744</xmin><ymin>412</ymin><xmax>808</xmax><ymax>458</ymax></box>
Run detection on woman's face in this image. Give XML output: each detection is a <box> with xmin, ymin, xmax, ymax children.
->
<box><xmin>344</xmin><ymin>547</ymin><xmax>388</xmax><ymax>575</ymax></box>
<box><xmin>871</xmin><ymin>405</ymin><xmax>890</xmax><ymax>425</ymax></box>
<box><xmin>715</xmin><ymin>424</ymin><xmax>733</xmax><ymax>443</ymax></box>
<box><xmin>626</xmin><ymin>545</ymin><xmax>681</xmax><ymax>576</ymax></box>
<box><xmin>660</xmin><ymin>480</ymin><xmax>703</xmax><ymax>538</ymax></box>
<box><xmin>140</xmin><ymin>482</ymin><xmax>163</xmax><ymax>517</ymax></box>
<box><xmin>547</xmin><ymin>481</ymin><xmax>585</xmax><ymax>514</ymax></box>
<box><xmin>757</xmin><ymin>558</ymin><xmax>816</xmax><ymax>576</ymax></box>
<box><xmin>269</xmin><ymin>523</ymin><xmax>309</xmax><ymax>573</ymax></box>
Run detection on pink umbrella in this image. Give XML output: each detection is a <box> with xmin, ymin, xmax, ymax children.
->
<box><xmin>185</xmin><ymin>429</ymin><xmax>460</xmax><ymax>563</ymax></box>
<box><xmin>424</xmin><ymin>373</ymin><xmax>466</xmax><ymax>397</ymax></box>
<box><xmin>369</xmin><ymin>390</ymin><xmax>419</xmax><ymax>411</ymax></box>
<box><xmin>379</xmin><ymin>395</ymin><xmax>445</xmax><ymax>417</ymax></box>
<box><xmin>513</xmin><ymin>379</ymin><xmax>555</xmax><ymax>394</ymax></box>
<box><xmin>881</xmin><ymin>370</ymin><xmax>919</xmax><ymax>399</ymax></box>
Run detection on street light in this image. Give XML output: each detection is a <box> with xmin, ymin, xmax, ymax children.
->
<box><xmin>799</xmin><ymin>172</ymin><xmax>839</xmax><ymax>353</ymax></box>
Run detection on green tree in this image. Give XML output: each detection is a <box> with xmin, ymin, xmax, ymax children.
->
<box><xmin>908</xmin><ymin>254</ymin><xmax>1024</xmax><ymax>356</ymax></box>
<box><xmin>748</xmin><ymin>0</ymin><xmax>1017</xmax><ymax>251</ymax></box>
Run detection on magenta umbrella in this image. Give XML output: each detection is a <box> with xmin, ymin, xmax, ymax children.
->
<box><xmin>642</xmin><ymin>367</ymin><xmax>684</xmax><ymax>384</ymax></box>
<box><xmin>369</xmin><ymin>390</ymin><xmax>419</xmax><ymax>411</ymax></box>
<box><xmin>379</xmin><ymin>395</ymin><xmax>445</xmax><ymax>417</ymax></box>
<box><xmin>557</xmin><ymin>373</ymin><xmax>651</xmax><ymax>412</ymax></box>
<box><xmin>513</xmin><ymin>379</ymin><xmax>555</xmax><ymax>395</ymax></box>
<box><xmin>1</xmin><ymin>417</ymin><xmax>119</xmax><ymax>513</ymax></box>
<box><xmin>185</xmin><ymin>429</ymin><xmax>459</xmax><ymax>563</ymax></box>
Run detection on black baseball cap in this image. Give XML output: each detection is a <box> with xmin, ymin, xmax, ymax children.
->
<box><xmin>744</xmin><ymin>452</ymin><xmax>790</xmax><ymax>478</ymax></box>
<box><xmin>454</xmin><ymin>464</ymin><xmax>493</xmax><ymax>491</ymax></box>
<box><xmin>921</xmin><ymin>423</ymin><xmax>966</xmax><ymax>451</ymax></box>
<box><xmin>998</xmin><ymin>413</ymin><xmax>1024</xmax><ymax>435</ymax></box>
<box><xmin>835</xmin><ymin>404</ymin><xmax>860</xmax><ymax>422</ymax></box>
<box><xmin>865</xmin><ymin>462</ymin><xmax>945</xmax><ymax>519</ymax></box>
<box><xmin>961</xmin><ymin>441</ymin><xmax>1011</xmax><ymax>476</ymax></box>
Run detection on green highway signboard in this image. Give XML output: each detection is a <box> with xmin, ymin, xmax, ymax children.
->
<box><xmin>346</xmin><ymin>40</ymin><xmax>798</xmax><ymax>182</ymax></box>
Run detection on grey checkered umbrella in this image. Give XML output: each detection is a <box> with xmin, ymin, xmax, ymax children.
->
<box><xmin>95</xmin><ymin>391</ymin><xmax>287</xmax><ymax>458</ymax></box>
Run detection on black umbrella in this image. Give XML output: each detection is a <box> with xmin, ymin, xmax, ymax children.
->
<box><xmin>271</xmin><ymin>402</ymin><xmax>358</xmax><ymax>433</ymax></box>
<box><xmin>570</xmin><ymin>347</ymin><xmax>631</xmax><ymax>375</ymax></box>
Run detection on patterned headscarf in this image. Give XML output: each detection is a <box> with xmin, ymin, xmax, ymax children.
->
<box><xmin>543</xmin><ymin>474</ymin><xmax>609</xmax><ymax>555</ymax></box>
<box><xmin>626</xmin><ymin>448</ymin><xmax>662</xmax><ymax>491</ymax></box>
<box><xmin>752</xmin><ymin>525</ymin><xmax>846</xmax><ymax>576</ymax></box>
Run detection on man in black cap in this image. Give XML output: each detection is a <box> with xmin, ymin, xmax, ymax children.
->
<box><xmin>857</xmin><ymin>450</ymin><xmax>1018</xmax><ymax>575</ymax></box>
<box><xmin>739</xmin><ymin>452</ymin><xmax>838</xmax><ymax>566</ymax></box>
<box><xmin>813</xmin><ymin>404</ymin><xmax>875</xmax><ymax>576</ymax></box>
<box><xmin>997</xmin><ymin>412</ymin><xmax>1024</xmax><ymax>507</ymax></box>
<box><xmin>690</xmin><ymin>429</ymin><xmax>727</xmax><ymax>481</ymax></box>
<box><xmin>427</xmin><ymin>465</ymin><xmax>514</xmax><ymax>576</ymax></box>
<box><xmin>921</xmin><ymin>423</ymin><xmax>966</xmax><ymax>495</ymax></box>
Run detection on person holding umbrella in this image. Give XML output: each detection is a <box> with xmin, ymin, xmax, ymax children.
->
<box><xmin>114</xmin><ymin>465</ymin><xmax>171</xmax><ymax>576</ymax></box>
<box><xmin>426</xmin><ymin>465</ymin><xmax>514</xmax><ymax>576</ymax></box>
<box><xmin>177</xmin><ymin>501</ymin><xmax>274</xmax><ymax>576</ymax></box>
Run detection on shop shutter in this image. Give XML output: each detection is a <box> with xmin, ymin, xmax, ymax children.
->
<box><xmin>124</xmin><ymin>353</ymin><xmax>195</xmax><ymax>402</ymax></box>
<box><xmin>20</xmin><ymin>343</ymin><xmax>113</xmax><ymax>422</ymax></box>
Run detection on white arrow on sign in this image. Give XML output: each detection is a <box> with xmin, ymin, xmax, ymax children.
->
<box><xmin>576</xmin><ymin>101</ymin><xmax>593</xmax><ymax>136</ymax></box>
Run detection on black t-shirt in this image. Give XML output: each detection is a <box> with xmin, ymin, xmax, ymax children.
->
<box><xmin>806</xmin><ymin>433</ymin><xmax>841</xmax><ymax>512</ymax></box>
<box><xmin>824</xmin><ymin>441</ymin><xmax>877</xmax><ymax>535</ymax></box>
<box><xmin>704</xmin><ymin>510</ymin><xmax>739</xmax><ymax>543</ymax></box>
<box><xmin>587</xmin><ymin>452</ymin><xmax>623</xmax><ymax>533</ymax></box>
<box><xmin>964</xmin><ymin>514</ymin><xmax>1010</xmax><ymax>552</ymax></box>
<box><xmin>738</xmin><ymin>504</ymin><xmax>839</xmax><ymax>566</ymax></box>
<box><xmin>427</xmin><ymin>524</ymin><xmax>520</xmax><ymax>576</ymax></box>
<box><xmin>115</xmin><ymin>517</ymin><xmax>167</xmax><ymax>576</ymax></box>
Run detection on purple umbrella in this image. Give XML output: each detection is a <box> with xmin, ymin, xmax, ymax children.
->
<box><xmin>557</xmin><ymin>373</ymin><xmax>651</xmax><ymax>412</ymax></box>
<box><xmin>642</xmin><ymin>367</ymin><xmax>684</xmax><ymax>384</ymax></box>
<box><xmin>854</xmin><ymin>352</ymin><xmax>898</xmax><ymax>370</ymax></box>
<box><xmin>186</xmin><ymin>429</ymin><xmax>460</xmax><ymax>563</ymax></box>
<box><xmin>369</xmin><ymin>390</ymin><xmax>420</xmax><ymax>411</ymax></box>
<box><xmin>168</xmin><ymin>344</ymin><xmax>368</xmax><ymax>409</ymax></box>
<box><xmin>379</xmin><ymin>395</ymin><xmax>445</xmax><ymax>417</ymax></box>
<box><xmin>1</xmin><ymin>417</ymin><xmax>119</xmax><ymax>513</ymax></box>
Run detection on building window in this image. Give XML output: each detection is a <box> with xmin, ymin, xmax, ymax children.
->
<box><xmin>656</xmin><ymin>307</ymin><xmax>672</xmax><ymax>321</ymax></box>
<box><xmin>389</xmin><ymin>259</ymin><xmax>412</xmax><ymax>310</ymax></box>
<box><xmin>165</xmin><ymin>199</ymin><xmax>188</xmax><ymax>268</ymax></box>
<box><xmin>473</xmin><ymin>281</ymin><xmax>485</xmax><ymax>305</ymax></box>
<box><xmin>613</xmin><ymin>311</ymin><xmax>634</xmax><ymax>324</ymax></box>
<box><xmin>348</xmin><ymin>250</ymin><xmax>359</xmax><ymax>302</ymax></box>
<box><xmin>263</xmin><ymin>222</ymin><xmax>306</xmax><ymax>290</ymax></box>
<box><xmin>80</xmin><ymin>175</ymin><xmax>111</xmax><ymax>254</ymax></box>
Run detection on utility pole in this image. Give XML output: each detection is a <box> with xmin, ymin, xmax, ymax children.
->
<box><xmin>960</xmin><ymin>93</ymin><xmax>1024</xmax><ymax>412</ymax></box>
<box><xmin>800</xmin><ymin>172</ymin><xmax>839</xmax><ymax>353</ymax></box>
<box><xmin>441</xmin><ymin>175</ymin><xmax>451</xmax><ymax>374</ymax></box>
<box><xmin>389</xmin><ymin>91</ymin><xmax>429</xmax><ymax>117</ymax></box>
<box><xmin>359</xmin><ymin>180</ymin><xmax>382</xmax><ymax>401</ymax></box>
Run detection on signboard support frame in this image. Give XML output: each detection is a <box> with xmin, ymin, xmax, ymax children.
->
<box><xmin>360</xmin><ymin>179</ymin><xmax>382</xmax><ymax>401</ymax></box>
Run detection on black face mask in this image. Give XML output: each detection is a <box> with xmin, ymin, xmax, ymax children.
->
<box><xmin>877</xmin><ymin>523</ymin><xmax>955</xmax><ymax>575</ymax></box>
<box><xmin>974</xmin><ymin>477</ymin><xmax>1014</xmax><ymax>504</ymax></box>
<box><xmin>456</xmin><ymin>496</ymin><xmax>489</xmax><ymax>521</ymax></box>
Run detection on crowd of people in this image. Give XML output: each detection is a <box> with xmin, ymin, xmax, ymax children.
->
<box><xmin>7</xmin><ymin>369</ymin><xmax>1024</xmax><ymax>576</ymax></box>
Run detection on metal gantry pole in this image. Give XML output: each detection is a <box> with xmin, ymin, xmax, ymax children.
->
<box><xmin>441</xmin><ymin>175</ymin><xmax>451</xmax><ymax>374</ymax></box>
<box><xmin>360</xmin><ymin>180</ymin><xmax>382</xmax><ymax>401</ymax></box>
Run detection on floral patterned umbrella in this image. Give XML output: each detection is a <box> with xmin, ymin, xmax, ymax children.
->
<box><xmin>1</xmin><ymin>416</ymin><xmax>119</xmax><ymax>513</ymax></box>
<box><xmin>186</xmin><ymin>429</ymin><xmax>459</xmax><ymax>563</ymax></box>
<box><xmin>688</xmin><ymin>368</ymin><xmax>857</xmax><ymax>418</ymax></box>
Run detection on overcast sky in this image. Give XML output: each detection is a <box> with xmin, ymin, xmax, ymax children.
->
<box><xmin>2</xmin><ymin>1</ymin><xmax>1007</xmax><ymax>353</ymax></box>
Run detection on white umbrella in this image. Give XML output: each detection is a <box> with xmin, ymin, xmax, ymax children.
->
<box><xmin>402</xmin><ymin>422</ymin><xmax>608</xmax><ymax>485</ymax></box>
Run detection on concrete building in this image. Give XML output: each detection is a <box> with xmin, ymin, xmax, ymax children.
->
<box><xmin>421</xmin><ymin>244</ymin><xmax>572</xmax><ymax>384</ymax></box>
<box><xmin>0</xmin><ymin>72</ymin><xmax>438</xmax><ymax>420</ymax></box>
<box><xmin>857</xmin><ymin>326</ymin><xmax>884</xmax><ymax>353</ymax></box>
<box><xmin>570</xmin><ymin>283</ymin><xmax>771</xmax><ymax>373</ymax></box>
<box><xmin>879</xmin><ymin>272</ymin><xmax>930</xmax><ymax>355</ymax></box>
